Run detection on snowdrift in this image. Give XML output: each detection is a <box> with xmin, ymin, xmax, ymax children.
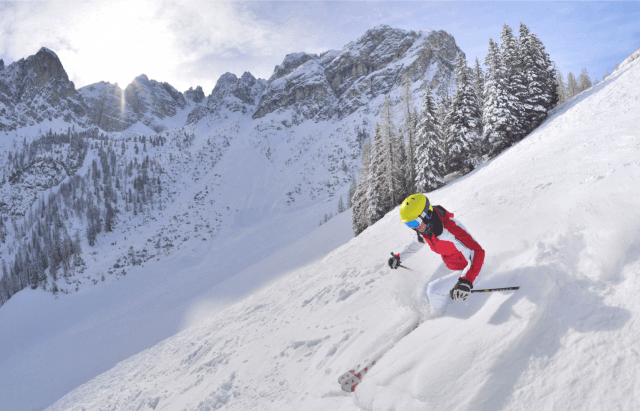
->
<box><xmin>46</xmin><ymin>54</ymin><xmax>640</xmax><ymax>410</ymax></box>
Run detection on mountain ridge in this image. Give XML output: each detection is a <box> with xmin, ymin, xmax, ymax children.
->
<box><xmin>1</xmin><ymin>25</ymin><xmax>461</xmax><ymax>134</ymax></box>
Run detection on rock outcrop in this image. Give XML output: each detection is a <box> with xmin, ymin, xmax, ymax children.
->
<box><xmin>0</xmin><ymin>48</ymin><xmax>91</xmax><ymax>131</ymax></box>
<box><xmin>253</xmin><ymin>25</ymin><xmax>462</xmax><ymax>120</ymax></box>
<box><xmin>78</xmin><ymin>82</ymin><xmax>136</xmax><ymax>132</ymax></box>
<box><xmin>206</xmin><ymin>72</ymin><xmax>267</xmax><ymax>114</ymax></box>
<box><xmin>80</xmin><ymin>75</ymin><xmax>194</xmax><ymax>132</ymax></box>
<box><xmin>184</xmin><ymin>86</ymin><xmax>205</xmax><ymax>104</ymax></box>
<box><xmin>2</xmin><ymin>25</ymin><xmax>463</xmax><ymax>132</ymax></box>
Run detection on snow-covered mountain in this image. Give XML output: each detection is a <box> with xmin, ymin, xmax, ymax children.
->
<box><xmin>79</xmin><ymin>75</ymin><xmax>202</xmax><ymax>133</ymax></box>
<box><xmin>0</xmin><ymin>48</ymin><xmax>92</xmax><ymax>131</ymax></box>
<box><xmin>1</xmin><ymin>25</ymin><xmax>460</xmax><ymax>137</ymax></box>
<box><xmin>4</xmin><ymin>27</ymin><xmax>637</xmax><ymax>411</ymax></box>
<box><xmin>0</xmin><ymin>25</ymin><xmax>463</xmax><ymax>410</ymax></box>
<box><xmin>35</xmin><ymin>45</ymin><xmax>640</xmax><ymax>411</ymax></box>
<box><xmin>253</xmin><ymin>26</ymin><xmax>458</xmax><ymax>120</ymax></box>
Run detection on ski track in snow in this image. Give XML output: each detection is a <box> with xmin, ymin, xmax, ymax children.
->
<box><xmin>2</xmin><ymin>51</ymin><xmax>640</xmax><ymax>411</ymax></box>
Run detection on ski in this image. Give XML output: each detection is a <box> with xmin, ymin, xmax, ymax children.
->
<box><xmin>338</xmin><ymin>318</ymin><xmax>420</xmax><ymax>393</ymax></box>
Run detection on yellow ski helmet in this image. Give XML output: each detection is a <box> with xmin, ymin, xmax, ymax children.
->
<box><xmin>399</xmin><ymin>193</ymin><xmax>432</xmax><ymax>223</ymax></box>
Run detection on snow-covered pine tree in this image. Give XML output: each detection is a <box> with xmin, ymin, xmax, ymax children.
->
<box><xmin>539</xmin><ymin>37</ymin><xmax>559</xmax><ymax>110</ymax></box>
<box><xmin>380</xmin><ymin>96</ymin><xmax>404</xmax><ymax>209</ymax></box>
<box><xmin>472</xmin><ymin>57</ymin><xmax>485</xmax><ymax>137</ymax></box>
<box><xmin>554</xmin><ymin>64</ymin><xmax>568</xmax><ymax>104</ymax></box>
<box><xmin>350</xmin><ymin>141</ymin><xmax>372</xmax><ymax>236</ymax></box>
<box><xmin>519</xmin><ymin>23</ymin><xmax>540</xmax><ymax>133</ymax></box>
<box><xmin>578</xmin><ymin>68</ymin><xmax>593</xmax><ymax>92</ymax></box>
<box><xmin>400</xmin><ymin>80</ymin><xmax>417</xmax><ymax>195</ymax></box>
<box><xmin>566</xmin><ymin>72</ymin><xmax>578</xmax><ymax>99</ymax></box>
<box><xmin>337</xmin><ymin>196</ymin><xmax>345</xmax><ymax>214</ymax></box>
<box><xmin>347</xmin><ymin>174</ymin><xmax>356</xmax><ymax>208</ymax></box>
<box><xmin>367</xmin><ymin>124</ymin><xmax>387</xmax><ymax>226</ymax></box>
<box><xmin>500</xmin><ymin>24</ymin><xmax>526</xmax><ymax>140</ymax></box>
<box><xmin>483</xmin><ymin>38</ymin><xmax>521</xmax><ymax>157</ymax></box>
<box><xmin>436</xmin><ymin>95</ymin><xmax>451</xmax><ymax>139</ymax></box>
<box><xmin>519</xmin><ymin>24</ymin><xmax>559</xmax><ymax>131</ymax></box>
<box><xmin>446</xmin><ymin>52</ymin><xmax>483</xmax><ymax>172</ymax></box>
<box><xmin>415</xmin><ymin>86</ymin><xmax>445</xmax><ymax>192</ymax></box>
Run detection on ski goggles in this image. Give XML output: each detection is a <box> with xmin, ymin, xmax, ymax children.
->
<box><xmin>404</xmin><ymin>207</ymin><xmax>433</xmax><ymax>229</ymax></box>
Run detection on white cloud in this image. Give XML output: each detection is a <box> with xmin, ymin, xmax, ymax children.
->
<box><xmin>0</xmin><ymin>1</ymin><xmax>314</xmax><ymax>92</ymax></box>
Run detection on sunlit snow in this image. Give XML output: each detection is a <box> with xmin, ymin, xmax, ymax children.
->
<box><xmin>2</xmin><ymin>49</ymin><xmax>640</xmax><ymax>411</ymax></box>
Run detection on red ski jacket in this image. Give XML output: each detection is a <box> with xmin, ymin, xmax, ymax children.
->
<box><xmin>406</xmin><ymin>206</ymin><xmax>485</xmax><ymax>283</ymax></box>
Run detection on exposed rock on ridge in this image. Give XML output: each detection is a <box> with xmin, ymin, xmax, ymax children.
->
<box><xmin>78</xmin><ymin>82</ymin><xmax>135</xmax><ymax>132</ymax></box>
<box><xmin>185</xmin><ymin>86</ymin><xmax>205</xmax><ymax>104</ymax></box>
<box><xmin>206</xmin><ymin>72</ymin><xmax>267</xmax><ymax>114</ymax></box>
<box><xmin>253</xmin><ymin>25</ymin><xmax>462</xmax><ymax>120</ymax></box>
<box><xmin>0</xmin><ymin>48</ymin><xmax>91</xmax><ymax>131</ymax></box>
<box><xmin>2</xmin><ymin>25</ymin><xmax>462</xmax><ymax>132</ymax></box>
<box><xmin>80</xmin><ymin>75</ymin><xmax>197</xmax><ymax>133</ymax></box>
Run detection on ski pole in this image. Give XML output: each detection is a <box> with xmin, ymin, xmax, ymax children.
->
<box><xmin>471</xmin><ymin>287</ymin><xmax>519</xmax><ymax>293</ymax></box>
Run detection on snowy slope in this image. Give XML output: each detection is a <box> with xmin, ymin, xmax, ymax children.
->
<box><xmin>42</xmin><ymin>49</ymin><xmax>640</xmax><ymax>410</ymax></box>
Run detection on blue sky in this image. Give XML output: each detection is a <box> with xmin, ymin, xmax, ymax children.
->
<box><xmin>1</xmin><ymin>1</ymin><xmax>638</xmax><ymax>93</ymax></box>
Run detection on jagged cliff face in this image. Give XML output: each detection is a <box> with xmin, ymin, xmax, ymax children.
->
<box><xmin>207</xmin><ymin>72</ymin><xmax>267</xmax><ymax>114</ymax></box>
<box><xmin>252</xmin><ymin>25</ymin><xmax>461</xmax><ymax>120</ymax></box>
<box><xmin>123</xmin><ymin>75</ymin><xmax>188</xmax><ymax>132</ymax></box>
<box><xmin>80</xmin><ymin>75</ymin><xmax>194</xmax><ymax>133</ymax></box>
<box><xmin>78</xmin><ymin>82</ymin><xmax>136</xmax><ymax>131</ymax></box>
<box><xmin>184</xmin><ymin>86</ymin><xmax>205</xmax><ymax>104</ymax></box>
<box><xmin>0</xmin><ymin>48</ymin><xmax>91</xmax><ymax>131</ymax></box>
<box><xmin>1</xmin><ymin>25</ymin><xmax>461</xmax><ymax>133</ymax></box>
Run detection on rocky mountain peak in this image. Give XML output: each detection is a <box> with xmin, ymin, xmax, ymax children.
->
<box><xmin>207</xmin><ymin>71</ymin><xmax>266</xmax><ymax>113</ymax></box>
<box><xmin>184</xmin><ymin>86</ymin><xmax>205</xmax><ymax>104</ymax></box>
<box><xmin>269</xmin><ymin>53</ymin><xmax>318</xmax><ymax>82</ymax></box>
<box><xmin>212</xmin><ymin>72</ymin><xmax>240</xmax><ymax>94</ymax></box>
<box><xmin>0</xmin><ymin>47</ymin><xmax>90</xmax><ymax>131</ymax></box>
<box><xmin>253</xmin><ymin>26</ymin><xmax>461</xmax><ymax>121</ymax></box>
<box><xmin>29</xmin><ymin>47</ymin><xmax>72</xmax><ymax>89</ymax></box>
<box><xmin>132</xmin><ymin>74</ymin><xmax>150</xmax><ymax>85</ymax></box>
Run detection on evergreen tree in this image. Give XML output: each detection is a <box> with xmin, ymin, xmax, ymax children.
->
<box><xmin>566</xmin><ymin>72</ymin><xmax>579</xmax><ymax>99</ymax></box>
<box><xmin>578</xmin><ymin>68</ymin><xmax>593</xmax><ymax>92</ymax></box>
<box><xmin>446</xmin><ymin>52</ymin><xmax>483</xmax><ymax>171</ymax></box>
<box><xmin>436</xmin><ymin>95</ymin><xmax>451</xmax><ymax>141</ymax></box>
<box><xmin>500</xmin><ymin>24</ymin><xmax>526</xmax><ymax>140</ymax></box>
<box><xmin>337</xmin><ymin>196</ymin><xmax>345</xmax><ymax>214</ymax></box>
<box><xmin>367</xmin><ymin>124</ymin><xmax>387</xmax><ymax>225</ymax></box>
<box><xmin>554</xmin><ymin>64</ymin><xmax>568</xmax><ymax>104</ymax></box>
<box><xmin>483</xmin><ymin>38</ymin><xmax>521</xmax><ymax>157</ymax></box>
<box><xmin>347</xmin><ymin>174</ymin><xmax>356</xmax><ymax>209</ymax></box>
<box><xmin>351</xmin><ymin>141</ymin><xmax>372</xmax><ymax>236</ymax></box>
<box><xmin>472</xmin><ymin>57</ymin><xmax>485</xmax><ymax>135</ymax></box>
<box><xmin>380</xmin><ymin>96</ymin><xmax>404</xmax><ymax>209</ymax></box>
<box><xmin>519</xmin><ymin>23</ymin><xmax>557</xmax><ymax>133</ymax></box>
<box><xmin>104</xmin><ymin>198</ymin><xmax>115</xmax><ymax>232</ymax></box>
<box><xmin>414</xmin><ymin>86</ymin><xmax>445</xmax><ymax>192</ymax></box>
<box><xmin>400</xmin><ymin>80</ymin><xmax>417</xmax><ymax>195</ymax></box>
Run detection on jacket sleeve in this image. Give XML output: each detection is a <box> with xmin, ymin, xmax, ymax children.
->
<box><xmin>445</xmin><ymin>218</ymin><xmax>485</xmax><ymax>283</ymax></box>
<box><xmin>397</xmin><ymin>231</ymin><xmax>426</xmax><ymax>260</ymax></box>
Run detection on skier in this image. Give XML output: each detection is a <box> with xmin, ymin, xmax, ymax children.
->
<box><xmin>388</xmin><ymin>193</ymin><xmax>485</xmax><ymax>301</ymax></box>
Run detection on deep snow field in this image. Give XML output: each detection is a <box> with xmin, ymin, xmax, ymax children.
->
<box><xmin>2</xmin><ymin>49</ymin><xmax>640</xmax><ymax>410</ymax></box>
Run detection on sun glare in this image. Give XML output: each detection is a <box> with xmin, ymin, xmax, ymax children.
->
<box><xmin>60</xmin><ymin>0</ymin><xmax>180</xmax><ymax>90</ymax></box>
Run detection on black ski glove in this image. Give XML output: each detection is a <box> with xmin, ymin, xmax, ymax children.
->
<box><xmin>450</xmin><ymin>278</ymin><xmax>473</xmax><ymax>300</ymax></box>
<box><xmin>388</xmin><ymin>253</ymin><xmax>401</xmax><ymax>269</ymax></box>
